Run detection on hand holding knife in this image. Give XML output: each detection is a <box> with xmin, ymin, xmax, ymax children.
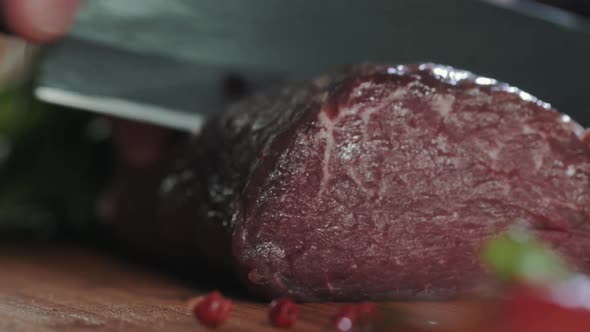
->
<box><xmin>0</xmin><ymin>0</ymin><xmax>174</xmax><ymax>169</ymax></box>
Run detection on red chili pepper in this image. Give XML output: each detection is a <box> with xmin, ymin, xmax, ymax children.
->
<box><xmin>498</xmin><ymin>282</ymin><xmax>590</xmax><ymax>332</ymax></box>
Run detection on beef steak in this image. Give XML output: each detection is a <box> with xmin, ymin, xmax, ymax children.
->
<box><xmin>120</xmin><ymin>63</ymin><xmax>590</xmax><ymax>301</ymax></box>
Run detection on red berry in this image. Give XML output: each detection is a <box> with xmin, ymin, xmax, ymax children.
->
<box><xmin>192</xmin><ymin>291</ymin><xmax>233</xmax><ymax>328</ymax></box>
<box><xmin>269</xmin><ymin>298</ymin><xmax>299</xmax><ymax>328</ymax></box>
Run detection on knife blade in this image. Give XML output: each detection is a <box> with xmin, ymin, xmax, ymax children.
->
<box><xmin>35</xmin><ymin>0</ymin><xmax>590</xmax><ymax>132</ymax></box>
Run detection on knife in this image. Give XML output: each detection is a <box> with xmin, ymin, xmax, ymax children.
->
<box><xmin>34</xmin><ymin>0</ymin><xmax>590</xmax><ymax>132</ymax></box>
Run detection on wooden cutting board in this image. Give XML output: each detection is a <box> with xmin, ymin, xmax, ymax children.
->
<box><xmin>0</xmin><ymin>243</ymin><xmax>481</xmax><ymax>332</ymax></box>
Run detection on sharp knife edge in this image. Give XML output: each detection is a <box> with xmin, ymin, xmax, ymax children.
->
<box><xmin>35</xmin><ymin>86</ymin><xmax>204</xmax><ymax>133</ymax></box>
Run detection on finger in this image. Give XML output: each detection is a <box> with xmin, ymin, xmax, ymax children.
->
<box><xmin>1</xmin><ymin>0</ymin><xmax>81</xmax><ymax>43</ymax></box>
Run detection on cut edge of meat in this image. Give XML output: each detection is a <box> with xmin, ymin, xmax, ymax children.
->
<box><xmin>229</xmin><ymin>63</ymin><xmax>590</xmax><ymax>301</ymax></box>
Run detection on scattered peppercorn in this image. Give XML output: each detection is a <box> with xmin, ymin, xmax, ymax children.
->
<box><xmin>332</xmin><ymin>302</ymin><xmax>377</xmax><ymax>332</ymax></box>
<box><xmin>269</xmin><ymin>297</ymin><xmax>299</xmax><ymax>328</ymax></box>
<box><xmin>357</xmin><ymin>302</ymin><xmax>377</xmax><ymax>323</ymax></box>
<box><xmin>192</xmin><ymin>291</ymin><xmax>233</xmax><ymax>328</ymax></box>
<box><xmin>333</xmin><ymin>304</ymin><xmax>359</xmax><ymax>332</ymax></box>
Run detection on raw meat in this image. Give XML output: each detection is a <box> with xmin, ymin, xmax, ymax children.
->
<box><xmin>115</xmin><ymin>63</ymin><xmax>590</xmax><ymax>301</ymax></box>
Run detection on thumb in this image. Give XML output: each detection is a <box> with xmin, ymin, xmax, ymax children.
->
<box><xmin>1</xmin><ymin>0</ymin><xmax>81</xmax><ymax>43</ymax></box>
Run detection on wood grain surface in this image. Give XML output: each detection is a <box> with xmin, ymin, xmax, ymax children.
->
<box><xmin>0</xmin><ymin>244</ymin><xmax>486</xmax><ymax>332</ymax></box>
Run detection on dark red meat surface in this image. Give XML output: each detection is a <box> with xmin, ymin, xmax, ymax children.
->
<box><xmin>114</xmin><ymin>64</ymin><xmax>590</xmax><ymax>301</ymax></box>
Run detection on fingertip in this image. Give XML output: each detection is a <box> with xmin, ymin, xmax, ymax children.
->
<box><xmin>2</xmin><ymin>0</ymin><xmax>81</xmax><ymax>43</ymax></box>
